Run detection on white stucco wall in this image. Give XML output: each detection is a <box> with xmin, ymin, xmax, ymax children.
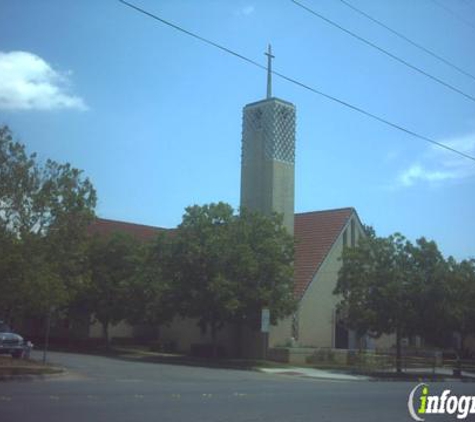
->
<box><xmin>269</xmin><ymin>316</ymin><xmax>292</xmax><ymax>348</ymax></box>
<box><xmin>296</xmin><ymin>212</ymin><xmax>365</xmax><ymax>348</ymax></box>
<box><xmin>89</xmin><ymin>320</ymin><xmax>133</xmax><ymax>339</ymax></box>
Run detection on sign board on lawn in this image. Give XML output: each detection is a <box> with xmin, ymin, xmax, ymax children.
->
<box><xmin>261</xmin><ymin>308</ymin><xmax>270</xmax><ymax>333</ymax></box>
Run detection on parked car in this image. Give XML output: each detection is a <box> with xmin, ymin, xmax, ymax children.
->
<box><xmin>0</xmin><ymin>320</ymin><xmax>32</xmax><ymax>358</ymax></box>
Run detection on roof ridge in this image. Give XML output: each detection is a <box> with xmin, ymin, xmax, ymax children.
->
<box><xmin>94</xmin><ymin>217</ymin><xmax>168</xmax><ymax>231</ymax></box>
<box><xmin>295</xmin><ymin>207</ymin><xmax>355</xmax><ymax>216</ymax></box>
<box><xmin>293</xmin><ymin>206</ymin><xmax>357</xmax><ymax>300</ymax></box>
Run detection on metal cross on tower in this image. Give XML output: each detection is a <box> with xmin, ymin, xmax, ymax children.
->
<box><xmin>265</xmin><ymin>44</ymin><xmax>275</xmax><ymax>99</ymax></box>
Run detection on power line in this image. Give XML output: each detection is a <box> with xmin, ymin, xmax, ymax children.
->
<box><xmin>336</xmin><ymin>0</ymin><xmax>475</xmax><ymax>82</ymax></box>
<box><xmin>118</xmin><ymin>0</ymin><xmax>475</xmax><ymax>163</ymax></box>
<box><xmin>271</xmin><ymin>70</ymin><xmax>475</xmax><ymax>162</ymax></box>
<box><xmin>461</xmin><ymin>0</ymin><xmax>475</xmax><ymax>11</ymax></box>
<box><xmin>118</xmin><ymin>0</ymin><xmax>265</xmax><ymax>71</ymax></box>
<box><xmin>428</xmin><ymin>0</ymin><xmax>475</xmax><ymax>31</ymax></box>
<box><xmin>291</xmin><ymin>0</ymin><xmax>475</xmax><ymax>104</ymax></box>
<box><xmin>458</xmin><ymin>0</ymin><xmax>475</xmax><ymax>8</ymax></box>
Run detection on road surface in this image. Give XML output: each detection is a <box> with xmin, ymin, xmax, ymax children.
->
<box><xmin>0</xmin><ymin>351</ymin><xmax>473</xmax><ymax>421</ymax></box>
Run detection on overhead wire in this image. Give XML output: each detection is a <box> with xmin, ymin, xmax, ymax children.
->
<box><xmin>118</xmin><ymin>0</ymin><xmax>475</xmax><ymax>163</ymax></box>
<box><xmin>458</xmin><ymin>0</ymin><xmax>475</xmax><ymax>8</ymax></box>
<box><xmin>291</xmin><ymin>0</ymin><xmax>475</xmax><ymax>104</ymax></box>
<box><xmin>428</xmin><ymin>0</ymin><xmax>475</xmax><ymax>31</ymax></box>
<box><xmin>336</xmin><ymin>0</ymin><xmax>475</xmax><ymax>82</ymax></box>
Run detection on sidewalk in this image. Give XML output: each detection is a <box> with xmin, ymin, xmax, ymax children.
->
<box><xmin>259</xmin><ymin>365</ymin><xmax>475</xmax><ymax>382</ymax></box>
<box><xmin>381</xmin><ymin>366</ymin><xmax>475</xmax><ymax>379</ymax></box>
<box><xmin>259</xmin><ymin>366</ymin><xmax>371</xmax><ymax>381</ymax></box>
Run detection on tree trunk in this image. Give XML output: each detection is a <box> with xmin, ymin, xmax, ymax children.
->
<box><xmin>211</xmin><ymin>321</ymin><xmax>218</xmax><ymax>359</ymax></box>
<box><xmin>236</xmin><ymin>321</ymin><xmax>243</xmax><ymax>359</ymax></box>
<box><xmin>459</xmin><ymin>333</ymin><xmax>466</xmax><ymax>358</ymax></box>
<box><xmin>66</xmin><ymin>312</ymin><xmax>73</xmax><ymax>348</ymax></box>
<box><xmin>454</xmin><ymin>333</ymin><xmax>466</xmax><ymax>377</ymax></box>
<box><xmin>5</xmin><ymin>308</ymin><xmax>12</xmax><ymax>326</ymax></box>
<box><xmin>395</xmin><ymin>326</ymin><xmax>402</xmax><ymax>374</ymax></box>
<box><xmin>102</xmin><ymin>321</ymin><xmax>110</xmax><ymax>350</ymax></box>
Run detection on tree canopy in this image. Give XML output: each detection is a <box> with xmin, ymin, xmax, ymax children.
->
<box><xmin>136</xmin><ymin>203</ymin><xmax>296</xmax><ymax>350</ymax></box>
<box><xmin>335</xmin><ymin>226</ymin><xmax>475</xmax><ymax>370</ymax></box>
<box><xmin>0</xmin><ymin>125</ymin><xmax>96</xmax><ymax>321</ymax></box>
<box><xmin>86</xmin><ymin>232</ymin><xmax>141</xmax><ymax>346</ymax></box>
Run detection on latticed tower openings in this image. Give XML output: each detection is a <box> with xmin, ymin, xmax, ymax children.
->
<box><xmin>240</xmin><ymin>45</ymin><xmax>296</xmax><ymax>234</ymax></box>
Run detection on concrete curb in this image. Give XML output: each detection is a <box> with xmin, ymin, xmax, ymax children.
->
<box><xmin>0</xmin><ymin>367</ymin><xmax>66</xmax><ymax>382</ymax></box>
<box><xmin>258</xmin><ymin>367</ymin><xmax>475</xmax><ymax>382</ymax></box>
<box><xmin>258</xmin><ymin>367</ymin><xmax>372</xmax><ymax>381</ymax></box>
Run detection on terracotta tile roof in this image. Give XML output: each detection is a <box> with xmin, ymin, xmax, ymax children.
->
<box><xmin>91</xmin><ymin>208</ymin><xmax>356</xmax><ymax>300</ymax></box>
<box><xmin>294</xmin><ymin>208</ymin><xmax>354</xmax><ymax>299</ymax></box>
<box><xmin>88</xmin><ymin>218</ymin><xmax>169</xmax><ymax>241</ymax></box>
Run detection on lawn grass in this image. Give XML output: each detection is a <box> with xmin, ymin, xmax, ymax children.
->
<box><xmin>0</xmin><ymin>355</ymin><xmax>63</xmax><ymax>377</ymax></box>
<box><xmin>42</xmin><ymin>344</ymin><xmax>294</xmax><ymax>371</ymax></box>
<box><xmin>112</xmin><ymin>346</ymin><xmax>294</xmax><ymax>370</ymax></box>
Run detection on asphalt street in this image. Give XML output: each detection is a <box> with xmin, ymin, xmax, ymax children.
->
<box><xmin>1</xmin><ymin>351</ymin><xmax>473</xmax><ymax>422</ymax></box>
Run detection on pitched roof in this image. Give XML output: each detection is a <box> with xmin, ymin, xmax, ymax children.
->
<box><xmin>88</xmin><ymin>218</ymin><xmax>168</xmax><ymax>241</ymax></box>
<box><xmin>90</xmin><ymin>207</ymin><xmax>355</xmax><ymax>299</ymax></box>
<box><xmin>294</xmin><ymin>208</ymin><xmax>354</xmax><ymax>299</ymax></box>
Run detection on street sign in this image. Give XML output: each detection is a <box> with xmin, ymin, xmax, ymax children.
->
<box><xmin>261</xmin><ymin>308</ymin><xmax>270</xmax><ymax>333</ymax></box>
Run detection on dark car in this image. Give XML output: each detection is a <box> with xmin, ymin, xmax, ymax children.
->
<box><xmin>0</xmin><ymin>320</ymin><xmax>31</xmax><ymax>358</ymax></box>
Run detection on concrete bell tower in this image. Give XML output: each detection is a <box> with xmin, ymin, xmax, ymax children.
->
<box><xmin>240</xmin><ymin>45</ymin><xmax>296</xmax><ymax>234</ymax></box>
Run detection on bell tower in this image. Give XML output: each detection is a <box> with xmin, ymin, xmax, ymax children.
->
<box><xmin>240</xmin><ymin>45</ymin><xmax>296</xmax><ymax>234</ymax></box>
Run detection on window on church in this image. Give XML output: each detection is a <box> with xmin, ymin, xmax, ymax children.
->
<box><xmin>291</xmin><ymin>313</ymin><xmax>299</xmax><ymax>342</ymax></box>
<box><xmin>350</xmin><ymin>219</ymin><xmax>356</xmax><ymax>247</ymax></box>
<box><xmin>343</xmin><ymin>229</ymin><xmax>348</xmax><ymax>248</ymax></box>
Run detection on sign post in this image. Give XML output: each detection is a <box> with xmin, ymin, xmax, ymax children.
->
<box><xmin>261</xmin><ymin>308</ymin><xmax>270</xmax><ymax>360</ymax></box>
<box><xmin>43</xmin><ymin>306</ymin><xmax>54</xmax><ymax>365</ymax></box>
<box><xmin>261</xmin><ymin>308</ymin><xmax>270</xmax><ymax>333</ymax></box>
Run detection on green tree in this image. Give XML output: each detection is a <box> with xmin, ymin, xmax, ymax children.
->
<box><xmin>164</xmin><ymin>202</ymin><xmax>295</xmax><ymax>356</ymax></box>
<box><xmin>227</xmin><ymin>208</ymin><xmax>295</xmax><ymax>326</ymax></box>
<box><xmin>408</xmin><ymin>238</ymin><xmax>452</xmax><ymax>348</ymax></box>
<box><xmin>87</xmin><ymin>233</ymin><xmax>140</xmax><ymax>348</ymax></box>
<box><xmin>447</xmin><ymin>258</ymin><xmax>475</xmax><ymax>356</ymax></box>
<box><xmin>0</xmin><ymin>125</ymin><xmax>96</xmax><ymax>322</ymax></box>
<box><xmin>171</xmin><ymin>203</ymin><xmax>238</xmax><ymax>352</ymax></box>
<box><xmin>125</xmin><ymin>232</ymin><xmax>177</xmax><ymax>328</ymax></box>
<box><xmin>0</xmin><ymin>226</ymin><xmax>24</xmax><ymax>322</ymax></box>
<box><xmin>335</xmin><ymin>228</ymin><xmax>417</xmax><ymax>373</ymax></box>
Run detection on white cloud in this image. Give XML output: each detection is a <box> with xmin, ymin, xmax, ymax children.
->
<box><xmin>395</xmin><ymin>132</ymin><xmax>475</xmax><ymax>188</ymax></box>
<box><xmin>384</xmin><ymin>149</ymin><xmax>400</xmax><ymax>162</ymax></box>
<box><xmin>398</xmin><ymin>163</ymin><xmax>457</xmax><ymax>187</ymax></box>
<box><xmin>235</xmin><ymin>5</ymin><xmax>255</xmax><ymax>16</ymax></box>
<box><xmin>242</xmin><ymin>5</ymin><xmax>255</xmax><ymax>15</ymax></box>
<box><xmin>0</xmin><ymin>51</ymin><xmax>87</xmax><ymax>111</ymax></box>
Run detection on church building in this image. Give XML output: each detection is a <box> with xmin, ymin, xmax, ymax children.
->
<box><xmin>87</xmin><ymin>46</ymin><xmax>391</xmax><ymax>359</ymax></box>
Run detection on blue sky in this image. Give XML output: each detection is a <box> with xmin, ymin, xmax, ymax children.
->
<box><xmin>1</xmin><ymin>0</ymin><xmax>474</xmax><ymax>260</ymax></box>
